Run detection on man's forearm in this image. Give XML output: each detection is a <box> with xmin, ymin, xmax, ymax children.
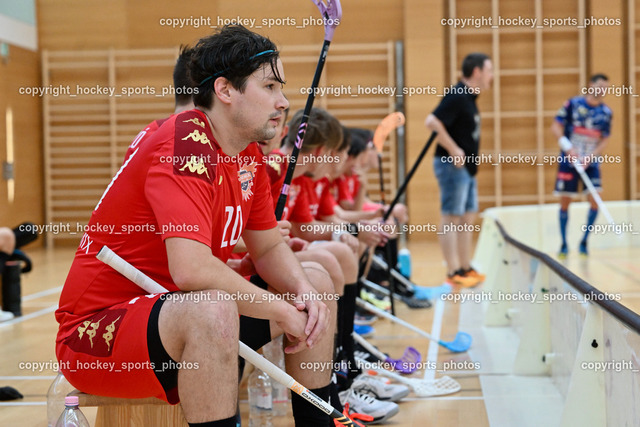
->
<box><xmin>166</xmin><ymin>237</ymin><xmax>286</xmax><ymax>320</ymax></box>
<box><xmin>426</xmin><ymin>114</ymin><xmax>458</xmax><ymax>153</ymax></box>
<box><xmin>252</xmin><ymin>240</ymin><xmax>316</xmax><ymax>297</ymax></box>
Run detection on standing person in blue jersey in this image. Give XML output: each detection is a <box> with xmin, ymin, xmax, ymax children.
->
<box><xmin>425</xmin><ymin>52</ymin><xmax>493</xmax><ymax>288</ymax></box>
<box><xmin>552</xmin><ymin>73</ymin><xmax>612</xmax><ymax>258</ymax></box>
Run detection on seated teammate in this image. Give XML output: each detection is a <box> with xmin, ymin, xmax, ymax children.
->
<box><xmin>269</xmin><ymin>109</ymin><xmax>401</xmax><ymax>423</ymax></box>
<box><xmin>56</xmin><ymin>25</ymin><xmax>339</xmax><ymax>427</ymax></box>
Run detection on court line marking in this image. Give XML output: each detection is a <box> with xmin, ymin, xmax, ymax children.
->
<box><xmin>23</xmin><ymin>286</ymin><xmax>63</xmax><ymax>302</ymax></box>
<box><xmin>0</xmin><ymin>305</ymin><xmax>58</xmax><ymax>328</ymax></box>
<box><xmin>424</xmin><ymin>297</ymin><xmax>445</xmax><ymax>380</ymax></box>
<box><xmin>0</xmin><ymin>402</ymin><xmax>47</xmax><ymax>406</ymax></box>
<box><xmin>402</xmin><ymin>395</ymin><xmax>484</xmax><ymax>401</ymax></box>
<box><xmin>0</xmin><ymin>376</ymin><xmax>57</xmax><ymax>380</ymax></box>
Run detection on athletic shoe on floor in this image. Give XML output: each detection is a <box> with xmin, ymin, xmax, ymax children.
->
<box><xmin>579</xmin><ymin>240</ymin><xmax>588</xmax><ymax>257</ymax></box>
<box><xmin>354</xmin><ymin>324</ymin><xmax>375</xmax><ymax>338</ymax></box>
<box><xmin>445</xmin><ymin>272</ymin><xmax>479</xmax><ymax>288</ymax></box>
<box><xmin>464</xmin><ymin>268</ymin><xmax>486</xmax><ymax>283</ymax></box>
<box><xmin>339</xmin><ymin>388</ymin><xmax>399</xmax><ymax>424</ymax></box>
<box><xmin>558</xmin><ymin>243</ymin><xmax>568</xmax><ymax>259</ymax></box>
<box><xmin>0</xmin><ymin>310</ymin><xmax>14</xmax><ymax>322</ymax></box>
<box><xmin>350</xmin><ymin>373</ymin><xmax>410</xmax><ymax>402</ymax></box>
<box><xmin>355</xmin><ymin>312</ymin><xmax>378</xmax><ymax>326</ymax></box>
<box><xmin>360</xmin><ymin>289</ymin><xmax>391</xmax><ymax>311</ymax></box>
<box><xmin>401</xmin><ymin>295</ymin><xmax>432</xmax><ymax>309</ymax></box>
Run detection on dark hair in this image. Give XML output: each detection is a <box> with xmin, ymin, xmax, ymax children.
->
<box><xmin>173</xmin><ymin>45</ymin><xmax>194</xmax><ymax>107</ymax></box>
<box><xmin>348</xmin><ymin>128</ymin><xmax>373</xmax><ymax>157</ymax></box>
<box><xmin>337</xmin><ymin>124</ymin><xmax>351</xmax><ymax>152</ymax></box>
<box><xmin>590</xmin><ymin>73</ymin><xmax>609</xmax><ymax>83</ymax></box>
<box><xmin>462</xmin><ymin>52</ymin><xmax>490</xmax><ymax>78</ymax></box>
<box><xmin>188</xmin><ymin>25</ymin><xmax>284</xmax><ymax>109</ymax></box>
<box><xmin>284</xmin><ymin>108</ymin><xmax>343</xmax><ymax>153</ymax></box>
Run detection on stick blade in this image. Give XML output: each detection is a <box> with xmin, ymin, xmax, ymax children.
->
<box><xmin>372</xmin><ymin>112</ymin><xmax>405</xmax><ymax>153</ymax></box>
<box><xmin>440</xmin><ymin>332</ymin><xmax>472</xmax><ymax>353</ymax></box>
<box><xmin>389</xmin><ymin>346</ymin><xmax>422</xmax><ymax>374</ymax></box>
<box><xmin>413</xmin><ymin>376</ymin><xmax>461</xmax><ymax>397</ymax></box>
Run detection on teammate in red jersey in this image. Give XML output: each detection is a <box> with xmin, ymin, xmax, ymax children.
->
<box><xmin>56</xmin><ymin>26</ymin><xmax>337</xmax><ymax>427</ymax></box>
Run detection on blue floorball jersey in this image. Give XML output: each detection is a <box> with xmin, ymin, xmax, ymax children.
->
<box><xmin>555</xmin><ymin>96</ymin><xmax>612</xmax><ymax>164</ymax></box>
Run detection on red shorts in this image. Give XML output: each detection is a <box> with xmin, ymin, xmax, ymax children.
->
<box><xmin>56</xmin><ymin>294</ymin><xmax>179</xmax><ymax>404</ymax></box>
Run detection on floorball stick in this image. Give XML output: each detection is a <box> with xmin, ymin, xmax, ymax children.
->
<box><xmin>373</xmin><ymin>112</ymin><xmax>406</xmax><ymax>205</ymax></box>
<box><xmin>573</xmin><ymin>160</ymin><xmax>615</xmax><ymax>225</ymax></box>
<box><xmin>352</xmin><ymin>332</ymin><xmax>421</xmax><ymax>374</ymax></box>
<box><xmin>363</xmin><ymin>363</ymin><xmax>461</xmax><ymax>397</ymax></box>
<box><xmin>356</xmin><ymin>297</ymin><xmax>472</xmax><ymax>353</ymax></box>
<box><xmin>274</xmin><ymin>0</ymin><xmax>342</xmax><ymax>220</ymax></box>
<box><xmin>96</xmin><ymin>246</ymin><xmax>356</xmax><ymax>426</ymax></box>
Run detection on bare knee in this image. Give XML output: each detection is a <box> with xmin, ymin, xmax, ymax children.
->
<box><xmin>302</xmin><ymin>261</ymin><xmax>335</xmax><ymax>301</ymax></box>
<box><xmin>308</xmin><ymin>249</ymin><xmax>344</xmax><ymax>294</ymax></box>
<box><xmin>0</xmin><ymin>227</ymin><xmax>15</xmax><ymax>254</ymax></box>
<box><xmin>323</xmin><ymin>242</ymin><xmax>358</xmax><ymax>283</ymax></box>
<box><xmin>158</xmin><ymin>290</ymin><xmax>239</xmax><ymax>361</ymax></box>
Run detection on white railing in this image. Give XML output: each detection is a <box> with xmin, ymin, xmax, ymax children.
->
<box><xmin>473</xmin><ymin>202</ymin><xmax>640</xmax><ymax>426</ymax></box>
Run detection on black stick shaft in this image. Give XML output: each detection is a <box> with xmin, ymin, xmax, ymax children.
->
<box><xmin>380</xmin><ymin>132</ymin><xmax>436</xmax><ymax>312</ymax></box>
<box><xmin>275</xmin><ymin>39</ymin><xmax>331</xmax><ymax>220</ymax></box>
<box><xmin>377</xmin><ymin>153</ymin><xmax>386</xmax><ymax>205</ymax></box>
<box><xmin>383</xmin><ymin>132</ymin><xmax>437</xmax><ymax>222</ymax></box>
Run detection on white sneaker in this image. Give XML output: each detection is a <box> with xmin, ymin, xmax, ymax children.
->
<box><xmin>0</xmin><ymin>310</ymin><xmax>14</xmax><ymax>322</ymax></box>
<box><xmin>338</xmin><ymin>388</ymin><xmax>399</xmax><ymax>424</ymax></box>
<box><xmin>350</xmin><ymin>373</ymin><xmax>410</xmax><ymax>402</ymax></box>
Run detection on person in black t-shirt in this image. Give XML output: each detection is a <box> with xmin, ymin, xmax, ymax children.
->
<box><xmin>425</xmin><ymin>52</ymin><xmax>493</xmax><ymax>287</ymax></box>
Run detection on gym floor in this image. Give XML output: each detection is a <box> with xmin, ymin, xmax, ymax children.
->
<box><xmin>3</xmin><ymin>240</ymin><xmax>638</xmax><ymax>426</ymax></box>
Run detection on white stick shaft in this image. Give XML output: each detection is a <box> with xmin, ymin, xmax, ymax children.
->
<box><xmin>573</xmin><ymin>161</ymin><xmax>615</xmax><ymax>225</ymax></box>
<box><xmin>370</xmin><ymin>255</ymin><xmax>415</xmax><ymax>289</ymax></box>
<box><xmin>96</xmin><ymin>246</ymin><xmax>340</xmax><ymax>418</ymax></box>
<box><xmin>356</xmin><ymin>297</ymin><xmax>437</xmax><ymax>342</ymax></box>
<box><xmin>96</xmin><ymin>247</ymin><xmax>167</xmax><ymax>294</ymax></box>
<box><xmin>352</xmin><ymin>332</ymin><xmax>387</xmax><ymax>361</ymax></box>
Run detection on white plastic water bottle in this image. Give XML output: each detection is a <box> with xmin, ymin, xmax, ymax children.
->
<box><xmin>248</xmin><ymin>367</ymin><xmax>273</xmax><ymax>427</ymax></box>
<box><xmin>397</xmin><ymin>248</ymin><xmax>412</xmax><ymax>279</ymax></box>
<box><xmin>54</xmin><ymin>396</ymin><xmax>90</xmax><ymax>427</ymax></box>
<box><xmin>47</xmin><ymin>371</ymin><xmax>75</xmax><ymax>427</ymax></box>
<box><xmin>262</xmin><ymin>336</ymin><xmax>289</xmax><ymax>416</ymax></box>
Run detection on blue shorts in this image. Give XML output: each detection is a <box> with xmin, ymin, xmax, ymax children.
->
<box><xmin>554</xmin><ymin>162</ymin><xmax>602</xmax><ymax>197</ymax></box>
<box><xmin>433</xmin><ymin>156</ymin><xmax>478</xmax><ymax>216</ymax></box>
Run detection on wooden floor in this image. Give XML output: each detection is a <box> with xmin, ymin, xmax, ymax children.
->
<box><xmin>1</xmin><ymin>240</ymin><xmax>639</xmax><ymax>426</ymax></box>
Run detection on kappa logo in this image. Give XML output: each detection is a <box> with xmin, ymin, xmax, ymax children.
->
<box><xmin>267</xmin><ymin>157</ymin><xmax>282</xmax><ymax>175</ymax></box>
<box><xmin>238</xmin><ymin>161</ymin><xmax>258</xmax><ymax>201</ymax></box>
<box><xmin>180</xmin><ymin>156</ymin><xmax>210</xmax><ymax>179</ymax></box>
<box><xmin>183</xmin><ymin>118</ymin><xmax>205</xmax><ymax>128</ymax></box>
<box><xmin>182</xmin><ymin>129</ymin><xmax>214</xmax><ymax>151</ymax></box>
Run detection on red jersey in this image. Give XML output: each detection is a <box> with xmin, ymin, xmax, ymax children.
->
<box><xmin>56</xmin><ymin>109</ymin><xmax>277</xmax><ymax>338</ymax></box>
<box><xmin>263</xmin><ymin>150</ymin><xmax>313</xmax><ymax>223</ymax></box>
<box><xmin>334</xmin><ymin>173</ymin><xmax>361</xmax><ymax>204</ymax></box>
<box><xmin>314</xmin><ymin>177</ymin><xmax>337</xmax><ymax>218</ymax></box>
<box><xmin>121</xmin><ymin>118</ymin><xmax>169</xmax><ymax>164</ymax></box>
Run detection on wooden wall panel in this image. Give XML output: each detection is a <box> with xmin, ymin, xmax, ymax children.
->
<box><xmin>0</xmin><ymin>46</ymin><xmax>44</xmax><ymax>240</ymax></box>
<box><xmin>37</xmin><ymin>0</ymin><xmax>403</xmax><ymax>50</ymax></box>
<box><xmin>589</xmin><ymin>0</ymin><xmax>625</xmax><ymax>201</ymax></box>
<box><xmin>404</xmin><ymin>0</ymin><xmax>445</xmax><ymax>242</ymax></box>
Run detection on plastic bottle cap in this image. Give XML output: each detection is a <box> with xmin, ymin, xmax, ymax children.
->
<box><xmin>64</xmin><ymin>396</ymin><xmax>79</xmax><ymax>406</ymax></box>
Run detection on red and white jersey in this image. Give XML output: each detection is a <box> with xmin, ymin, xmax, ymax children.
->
<box><xmin>56</xmin><ymin>109</ymin><xmax>276</xmax><ymax>336</ymax></box>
